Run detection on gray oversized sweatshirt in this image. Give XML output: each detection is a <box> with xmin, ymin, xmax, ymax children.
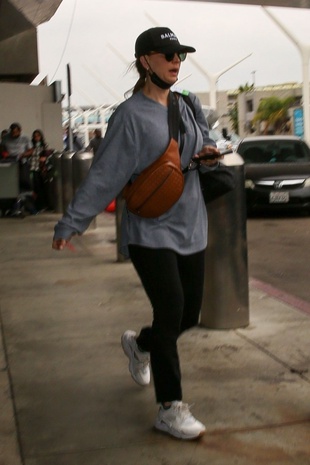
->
<box><xmin>54</xmin><ymin>90</ymin><xmax>216</xmax><ymax>257</ymax></box>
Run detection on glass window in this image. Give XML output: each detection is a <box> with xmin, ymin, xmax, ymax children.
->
<box><xmin>238</xmin><ymin>140</ymin><xmax>310</xmax><ymax>164</ymax></box>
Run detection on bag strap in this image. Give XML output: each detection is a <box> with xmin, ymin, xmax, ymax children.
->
<box><xmin>175</xmin><ymin>92</ymin><xmax>199</xmax><ymax>174</ymax></box>
<box><xmin>167</xmin><ymin>91</ymin><xmax>196</xmax><ymax>170</ymax></box>
<box><xmin>178</xmin><ymin>92</ymin><xmax>196</xmax><ymax>119</ymax></box>
<box><xmin>169</xmin><ymin>92</ymin><xmax>195</xmax><ymax>164</ymax></box>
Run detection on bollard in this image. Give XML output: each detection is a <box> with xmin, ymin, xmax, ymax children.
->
<box><xmin>200</xmin><ymin>152</ymin><xmax>249</xmax><ymax>329</ymax></box>
<box><xmin>72</xmin><ymin>150</ymin><xmax>94</xmax><ymax>193</ymax></box>
<box><xmin>50</xmin><ymin>151</ymin><xmax>63</xmax><ymax>213</ymax></box>
<box><xmin>61</xmin><ymin>151</ymin><xmax>75</xmax><ymax>212</ymax></box>
<box><xmin>72</xmin><ymin>150</ymin><xmax>96</xmax><ymax>229</ymax></box>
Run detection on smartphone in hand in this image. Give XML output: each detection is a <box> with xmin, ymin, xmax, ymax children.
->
<box><xmin>193</xmin><ymin>149</ymin><xmax>232</xmax><ymax>162</ymax></box>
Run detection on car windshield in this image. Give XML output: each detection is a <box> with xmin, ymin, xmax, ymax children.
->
<box><xmin>238</xmin><ymin>140</ymin><xmax>310</xmax><ymax>164</ymax></box>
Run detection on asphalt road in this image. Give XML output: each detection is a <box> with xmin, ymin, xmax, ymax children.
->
<box><xmin>246</xmin><ymin>212</ymin><xmax>310</xmax><ymax>303</ymax></box>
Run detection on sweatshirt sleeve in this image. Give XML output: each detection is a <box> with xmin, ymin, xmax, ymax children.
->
<box><xmin>54</xmin><ymin>105</ymin><xmax>138</xmax><ymax>240</ymax></box>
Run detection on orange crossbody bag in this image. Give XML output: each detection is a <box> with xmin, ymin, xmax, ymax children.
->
<box><xmin>123</xmin><ymin>92</ymin><xmax>184</xmax><ymax>218</ymax></box>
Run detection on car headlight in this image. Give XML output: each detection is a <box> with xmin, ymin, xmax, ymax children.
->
<box><xmin>245</xmin><ymin>179</ymin><xmax>255</xmax><ymax>189</ymax></box>
<box><xmin>304</xmin><ymin>178</ymin><xmax>310</xmax><ymax>187</ymax></box>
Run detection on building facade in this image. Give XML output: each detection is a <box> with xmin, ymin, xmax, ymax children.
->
<box><xmin>196</xmin><ymin>82</ymin><xmax>303</xmax><ymax>138</ymax></box>
<box><xmin>0</xmin><ymin>0</ymin><xmax>63</xmax><ymax>151</ymax></box>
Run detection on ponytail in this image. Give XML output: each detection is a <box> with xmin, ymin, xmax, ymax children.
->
<box><xmin>134</xmin><ymin>59</ymin><xmax>147</xmax><ymax>94</ymax></box>
<box><xmin>125</xmin><ymin>59</ymin><xmax>147</xmax><ymax>98</ymax></box>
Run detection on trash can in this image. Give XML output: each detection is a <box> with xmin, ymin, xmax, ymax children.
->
<box><xmin>49</xmin><ymin>151</ymin><xmax>63</xmax><ymax>213</ymax></box>
<box><xmin>61</xmin><ymin>151</ymin><xmax>75</xmax><ymax>212</ymax></box>
<box><xmin>200</xmin><ymin>152</ymin><xmax>249</xmax><ymax>329</ymax></box>
<box><xmin>72</xmin><ymin>150</ymin><xmax>96</xmax><ymax>229</ymax></box>
<box><xmin>72</xmin><ymin>150</ymin><xmax>93</xmax><ymax>193</ymax></box>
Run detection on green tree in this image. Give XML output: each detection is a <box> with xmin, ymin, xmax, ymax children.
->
<box><xmin>228</xmin><ymin>83</ymin><xmax>254</xmax><ymax>134</ymax></box>
<box><xmin>238</xmin><ymin>83</ymin><xmax>254</xmax><ymax>94</ymax></box>
<box><xmin>253</xmin><ymin>96</ymin><xmax>295</xmax><ymax>134</ymax></box>
<box><xmin>228</xmin><ymin>102</ymin><xmax>239</xmax><ymax>134</ymax></box>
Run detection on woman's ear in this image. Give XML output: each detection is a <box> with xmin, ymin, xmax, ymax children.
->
<box><xmin>140</xmin><ymin>55</ymin><xmax>149</xmax><ymax>71</ymax></box>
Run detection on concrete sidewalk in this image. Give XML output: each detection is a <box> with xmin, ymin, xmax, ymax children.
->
<box><xmin>1</xmin><ymin>212</ymin><xmax>310</xmax><ymax>465</ymax></box>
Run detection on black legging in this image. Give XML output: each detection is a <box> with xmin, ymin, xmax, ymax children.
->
<box><xmin>128</xmin><ymin>245</ymin><xmax>205</xmax><ymax>403</ymax></box>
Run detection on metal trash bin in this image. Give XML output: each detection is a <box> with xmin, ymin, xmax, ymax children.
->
<box><xmin>61</xmin><ymin>151</ymin><xmax>75</xmax><ymax>212</ymax></box>
<box><xmin>200</xmin><ymin>152</ymin><xmax>249</xmax><ymax>329</ymax></box>
<box><xmin>72</xmin><ymin>150</ymin><xmax>96</xmax><ymax>229</ymax></box>
<box><xmin>72</xmin><ymin>150</ymin><xmax>93</xmax><ymax>193</ymax></box>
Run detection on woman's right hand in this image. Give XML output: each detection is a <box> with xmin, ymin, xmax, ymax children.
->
<box><xmin>52</xmin><ymin>238</ymin><xmax>69</xmax><ymax>250</ymax></box>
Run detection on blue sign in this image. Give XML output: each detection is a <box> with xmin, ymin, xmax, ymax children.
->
<box><xmin>293</xmin><ymin>108</ymin><xmax>304</xmax><ymax>138</ymax></box>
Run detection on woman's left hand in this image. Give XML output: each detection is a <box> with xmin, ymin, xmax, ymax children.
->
<box><xmin>193</xmin><ymin>146</ymin><xmax>223</xmax><ymax>167</ymax></box>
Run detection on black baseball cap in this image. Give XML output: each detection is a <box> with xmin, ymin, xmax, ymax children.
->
<box><xmin>135</xmin><ymin>27</ymin><xmax>196</xmax><ymax>57</ymax></box>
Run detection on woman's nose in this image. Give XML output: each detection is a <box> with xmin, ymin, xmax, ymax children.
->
<box><xmin>172</xmin><ymin>53</ymin><xmax>180</xmax><ymax>63</ymax></box>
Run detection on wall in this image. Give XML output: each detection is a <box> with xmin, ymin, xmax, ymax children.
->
<box><xmin>237</xmin><ymin>83</ymin><xmax>303</xmax><ymax>137</ymax></box>
<box><xmin>197</xmin><ymin>83</ymin><xmax>304</xmax><ymax>138</ymax></box>
<box><xmin>0</xmin><ymin>82</ymin><xmax>63</xmax><ymax>151</ymax></box>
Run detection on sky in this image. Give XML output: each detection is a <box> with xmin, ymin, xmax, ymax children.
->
<box><xmin>35</xmin><ymin>0</ymin><xmax>310</xmax><ymax>107</ymax></box>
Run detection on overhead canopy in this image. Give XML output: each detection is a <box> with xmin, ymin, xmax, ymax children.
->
<box><xmin>174</xmin><ymin>0</ymin><xmax>310</xmax><ymax>7</ymax></box>
<box><xmin>0</xmin><ymin>0</ymin><xmax>62</xmax><ymax>82</ymax></box>
<box><xmin>0</xmin><ymin>0</ymin><xmax>309</xmax><ymax>83</ymax></box>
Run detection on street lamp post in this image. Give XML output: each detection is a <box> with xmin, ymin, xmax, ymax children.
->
<box><xmin>251</xmin><ymin>70</ymin><xmax>256</xmax><ymax>87</ymax></box>
<box><xmin>188</xmin><ymin>53</ymin><xmax>252</xmax><ymax>110</ymax></box>
<box><xmin>263</xmin><ymin>6</ymin><xmax>310</xmax><ymax>144</ymax></box>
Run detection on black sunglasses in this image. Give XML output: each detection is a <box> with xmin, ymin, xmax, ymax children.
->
<box><xmin>148</xmin><ymin>51</ymin><xmax>187</xmax><ymax>62</ymax></box>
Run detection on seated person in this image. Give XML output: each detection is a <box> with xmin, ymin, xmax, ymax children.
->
<box><xmin>1</xmin><ymin>123</ymin><xmax>32</xmax><ymax>216</ymax></box>
<box><xmin>2</xmin><ymin>122</ymin><xmax>32</xmax><ymax>190</ymax></box>
<box><xmin>2</xmin><ymin>123</ymin><xmax>32</xmax><ymax>162</ymax></box>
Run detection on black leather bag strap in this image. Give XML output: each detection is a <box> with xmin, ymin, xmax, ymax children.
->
<box><xmin>170</xmin><ymin>92</ymin><xmax>192</xmax><ymax>156</ymax></box>
<box><xmin>168</xmin><ymin>91</ymin><xmax>182</xmax><ymax>141</ymax></box>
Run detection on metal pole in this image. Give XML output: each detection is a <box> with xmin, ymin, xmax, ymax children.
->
<box><xmin>67</xmin><ymin>63</ymin><xmax>73</xmax><ymax>151</ymax></box>
<box><xmin>263</xmin><ymin>7</ymin><xmax>310</xmax><ymax>144</ymax></box>
<box><xmin>188</xmin><ymin>53</ymin><xmax>252</xmax><ymax>110</ymax></box>
<box><xmin>301</xmin><ymin>46</ymin><xmax>310</xmax><ymax>144</ymax></box>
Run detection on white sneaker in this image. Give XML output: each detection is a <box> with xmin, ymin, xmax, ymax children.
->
<box><xmin>155</xmin><ymin>401</ymin><xmax>206</xmax><ymax>440</ymax></box>
<box><xmin>121</xmin><ymin>330</ymin><xmax>150</xmax><ymax>386</ymax></box>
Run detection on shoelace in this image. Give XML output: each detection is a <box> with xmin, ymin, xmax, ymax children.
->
<box><xmin>172</xmin><ymin>402</ymin><xmax>195</xmax><ymax>421</ymax></box>
<box><xmin>140</xmin><ymin>360</ymin><xmax>149</xmax><ymax>370</ymax></box>
<box><xmin>134</xmin><ymin>351</ymin><xmax>150</xmax><ymax>369</ymax></box>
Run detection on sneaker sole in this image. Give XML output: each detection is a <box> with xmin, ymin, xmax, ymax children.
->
<box><xmin>154</xmin><ymin>421</ymin><xmax>205</xmax><ymax>440</ymax></box>
<box><xmin>121</xmin><ymin>333</ymin><xmax>150</xmax><ymax>387</ymax></box>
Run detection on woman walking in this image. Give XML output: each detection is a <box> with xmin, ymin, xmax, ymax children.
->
<box><xmin>52</xmin><ymin>27</ymin><xmax>221</xmax><ymax>440</ymax></box>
